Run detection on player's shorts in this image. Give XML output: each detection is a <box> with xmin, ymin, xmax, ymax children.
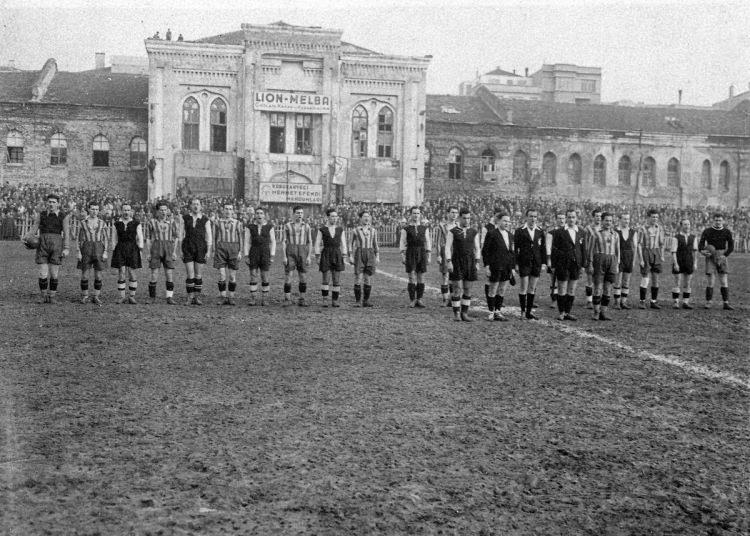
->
<box><xmin>79</xmin><ymin>241</ymin><xmax>106</xmax><ymax>271</ymax></box>
<box><xmin>619</xmin><ymin>249</ymin><xmax>635</xmax><ymax>273</ymax></box>
<box><xmin>405</xmin><ymin>247</ymin><xmax>427</xmax><ymax>274</ymax></box>
<box><xmin>246</xmin><ymin>245</ymin><xmax>271</xmax><ymax>271</ymax></box>
<box><xmin>182</xmin><ymin>237</ymin><xmax>208</xmax><ymax>264</ymax></box>
<box><xmin>672</xmin><ymin>252</ymin><xmax>695</xmax><ymax>275</ymax></box>
<box><xmin>213</xmin><ymin>241</ymin><xmax>240</xmax><ymax>270</ymax></box>
<box><xmin>36</xmin><ymin>233</ymin><xmax>64</xmax><ymax>265</ymax></box>
<box><xmin>705</xmin><ymin>252</ymin><xmax>728</xmax><ymax>275</ymax></box>
<box><xmin>449</xmin><ymin>254</ymin><xmax>477</xmax><ymax>282</ymax></box>
<box><xmin>518</xmin><ymin>261</ymin><xmax>542</xmax><ymax>278</ymax></box>
<box><xmin>487</xmin><ymin>263</ymin><xmax>511</xmax><ymax>283</ymax></box>
<box><xmin>438</xmin><ymin>246</ymin><xmax>450</xmax><ymax>274</ymax></box>
<box><xmin>285</xmin><ymin>244</ymin><xmax>310</xmax><ymax>274</ymax></box>
<box><xmin>554</xmin><ymin>259</ymin><xmax>581</xmax><ymax>282</ymax></box>
<box><xmin>319</xmin><ymin>247</ymin><xmax>345</xmax><ymax>273</ymax></box>
<box><xmin>639</xmin><ymin>248</ymin><xmax>662</xmax><ymax>277</ymax></box>
<box><xmin>593</xmin><ymin>253</ymin><xmax>617</xmax><ymax>284</ymax></box>
<box><xmin>111</xmin><ymin>241</ymin><xmax>142</xmax><ymax>270</ymax></box>
<box><xmin>353</xmin><ymin>247</ymin><xmax>376</xmax><ymax>276</ymax></box>
<box><xmin>149</xmin><ymin>240</ymin><xmax>175</xmax><ymax>270</ymax></box>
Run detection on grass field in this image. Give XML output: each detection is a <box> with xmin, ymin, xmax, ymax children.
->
<box><xmin>1</xmin><ymin>241</ymin><xmax>748</xmax><ymax>535</ymax></box>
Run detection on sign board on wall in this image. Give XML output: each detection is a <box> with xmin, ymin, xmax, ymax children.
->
<box><xmin>254</xmin><ymin>92</ymin><xmax>331</xmax><ymax>114</ymax></box>
<box><xmin>259</xmin><ymin>182</ymin><xmax>323</xmax><ymax>204</ymax></box>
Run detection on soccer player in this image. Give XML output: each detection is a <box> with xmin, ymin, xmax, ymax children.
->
<box><xmin>445</xmin><ymin>208</ymin><xmax>481</xmax><ymax>322</ymax></box>
<box><xmin>244</xmin><ymin>207</ymin><xmax>276</xmax><ymax>306</ymax></box>
<box><xmin>182</xmin><ymin>198</ymin><xmax>213</xmax><ymax>306</ymax></box>
<box><xmin>546</xmin><ymin>212</ymin><xmax>566</xmax><ymax>308</ymax></box>
<box><xmin>315</xmin><ymin>207</ymin><xmax>348</xmax><ymax>307</ymax></box>
<box><xmin>30</xmin><ymin>194</ymin><xmax>71</xmax><ymax>304</ymax></box>
<box><xmin>146</xmin><ymin>201</ymin><xmax>179</xmax><ymax>305</ymax></box>
<box><xmin>110</xmin><ymin>203</ymin><xmax>143</xmax><ymax>304</ymax></box>
<box><xmin>614</xmin><ymin>213</ymin><xmax>637</xmax><ymax>309</ymax></box>
<box><xmin>435</xmin><ymin>206</ymin><xmax>459</xmax><ymax>306</ymax></box>
<box><xmin>213</xmin><ymin>204</ymin><xmax>243</xmax><ymax>305</ymax></box>
<box><xmin>551</xmin><ymin>209</ymin><xmax>587</xmax><ymax>321</ymax></box>
<box><xmin>281</xmin><ymin>206</ymin><xmax>313</xmax><ymax>307</ymax></box>
<box><xmin>699</xmin><ymin>213</ymin><xmax>735</xmax><ymax>310</ymax></box>
<box><xmin>514</xmin><ymin>208</ymin><xmax>546</xmax><ymax>320</ymax></box>
<box><xmin>481</xmin><ymin>210</ymin><xmax>515</xmax><ymax>322</ymax></box>
<box><xmin>399</xmin><ymin>206</ymin><xmax>432</xmax><ymax>307</ymax></box>
<box><xmin>638</xmin><ymin>208</ymin><xmax>665</xmax><ymax>309</ymax></box>
<box><xmin>350</xmin><ymin>210</ymin><xmax>380</xmax><ymax>307</ymax></box>
<box><xmin>76</xmin><ymin>201</ymin><xmax>109</xmax><ymax>305</ymax></box>
<box><xmin>590</xmin><ymin>212</ymin><xmax>620</xmax><ymax>320</ymax></box>
<box><xmin>671</xmin><ymin>218</ymin><xmax>698</xmax><ymax>309</ymax></box>
<box><xmin>583</xmin><ymin>208</ymin><xmax>603</xmax><ymax>309</ymax></box>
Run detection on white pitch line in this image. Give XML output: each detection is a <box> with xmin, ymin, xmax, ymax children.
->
<box><xmin>377</xmin><ymin>269</ymin><xmax>750</xmax><ymax>390</ymax></box>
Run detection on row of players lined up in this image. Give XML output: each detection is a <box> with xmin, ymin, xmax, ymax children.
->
<box><xmin>26</xmin><ymin>195</ymin><xmax>737</xmax><ymax>320</ymax></box>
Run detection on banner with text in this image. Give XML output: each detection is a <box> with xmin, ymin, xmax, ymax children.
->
<box><xmin>259</xmin><ymin>183</ymin><xmax>323</xmax><ymax>204</ymax></box>
<box><xmin>254</xmin><ymin>92</ymin><xmax>331</xmax><ymax>114</ymax></box>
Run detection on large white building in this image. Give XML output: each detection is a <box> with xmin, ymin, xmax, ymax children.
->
<box><xmin>145</xmin><ymin>21</ymin><xmax>431</xmax><ymax>205</ymax></box>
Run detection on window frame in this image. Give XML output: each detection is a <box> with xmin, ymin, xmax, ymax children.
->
<box><xmin>448</xmin><ymin>147</ymin><xmax>463</xmax><ymax>180</ymax></box>
<box><xmin>269</xmin><ymin>112</ymin><xmax>286</xmax><ymax>154</ymax></box>
<box><xmin>542</xmin><ymin>151</ymin><xmax>557</xmax><ymax>185</ymax></box>
<box><xmin>50</xmin><ymin>132</ymin><xmax>67</xmax><ymax>166</ymax></box>
<box><xmin>593</xmin><ymin>154</ymin><xmax>606</xmax><ymax>186</ymax></box>
<box><xmin>182</xmin><ymin>97</ymin><xmax>200</xmax><ymax>151</ymax></box>
<box><xmin>92</xmin><ymin>134</ymin><xmax>110</xmax><ymax>168</ymax></box>
<box><xmin>642</xmin><ymin>156</ymin><xmax>656</xmax><ymax>188</ymax></box>
<box><xmin>618</xmin><ymin>155</ymin><xmax>631</xmax><ymax>186</ymax></box>
<box><xmin>513</xmin><ymin>150</ymin><xmax>529</xmax><ymax>182</ymax></box>
<box><xmin>481</xmin><ymin>148</ymin><xmax>496</xmax><ymax>174</ymax></box>
<box><xmin>294</xmin><ymin>114</ymin><xmax>313</xmax><ymax>155</ymax></box>
<box><xmin>352</xmin><ymin>105</ymin><xmax>368</xmax><ymax>158</ymax></box>
<box><xmin>568</xmin><ymin>153</ymin><xmax>582</xmax><ymax>185</ymax></box>
<box><xmin>719</xmin><ymin>160</ymin><xmax>730</xmax><ymax>191</ymax></box>
<box><xmin>6</xmin><ymin>130</ymin><xmax>24</xmax><ymax>164</ymax></box>
<box><xmin>130</xmin><ymin>136</ymin><xmax>147</xmax><ymax>169</ymax></box>
<box><xmin>210</xmin><ymin>98</ymin><xmax>227</xmax><ymax>153</ymax></box>
<box><xmin>701</xmin><ymin>159</ymin><xmax>712</xmax><ymax>190</ymax></box>
<box><xmin>667</xmin><ymin>157</ymin><xmax>680</xmax><ymax>187</ymax></box>
<box><xmin>376</xmin><ymin>106</ymin><xmax>394</xmax><ymax>158</ymax></box>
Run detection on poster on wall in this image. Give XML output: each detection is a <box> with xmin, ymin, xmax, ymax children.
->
<box><xmin>254</xmin><ymin>92</ymin><xmax>331</xmax><ymax>114</ymax></box>
<box><xmin>259</xmin><ymin>183</ymin><xmax>323</xmax><ymax>204</ymax></box>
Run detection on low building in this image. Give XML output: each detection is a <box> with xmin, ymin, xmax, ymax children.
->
<box><xmin>459</xmin><ymin>67</ymin><xmax>541</xmax><ymax>100</ymax></box>
<box><xmin>531</xmin><ymin>63</ymin><xmax>601</xmax><ymax>104</ymax></box>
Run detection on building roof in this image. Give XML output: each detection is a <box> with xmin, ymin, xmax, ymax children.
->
<box><xmin>484</xmin><ymin>67</ymin><xmax>520</xmax><ymax>77</ymax></box>
<box><xmin>0</xmin><ymin>66</ymin><xmax>148</xmax><ymax>108</ymax></box>
<box><xmin>713</xmin><ymin>89</ymin><xmax>750</xmax><ymax>111</ymax></box>
<box><xmin>427</xmin><ymin>91</ymin><xmax>750</xmax><ymax>137</ymax></box>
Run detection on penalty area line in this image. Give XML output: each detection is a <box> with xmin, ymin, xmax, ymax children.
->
<box><xmin>376</xmin><ymin>268</ymin><xmax>750</xmax><ymax>390</ymax></box>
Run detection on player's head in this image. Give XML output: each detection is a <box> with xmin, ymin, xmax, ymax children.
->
<box><xmin>592</xmin><ymin>209</ymin><xmax>602</xmax><ymax>223</ymax></box>
<box><xmin>712</xmin><ymin>213</ymin><xmax>724</xmax><ymax>228</ymax></box>
<box><xmin>556</xmin><ymin>211</ymin><xmax>566</xmax><ymax>226</ymax></box>
<box><xmin>122</xmin><ymin>203</ymin><xmax>133</xmax><ymax>219</ymax></box>
<box><xmin>647</xmin><ymin>208</ymin><xmax>660</xmax><ymax>224</ymax></box>
<box><xmin>458</xmin><ymin>208</ymin><xmax>471</xmax><ymax>226</ymax></box>
<box><xmin>601</xmin><ymin>212</ymin><xmax>613</xmax><ymax>229</ymax></box>
<box><xmin>292</xmin><ymin>206</ymin><xmax>304</xmax><ymax>221</ymax></box>
<box><xmin>409</xmin><ymin>206</ymin><xmax>421</xmax><ymax>222</ymax></box>
<box><xmin>566</xmin><ymin>208</ymin><xmax>577</xmax><ymax>226</ymax></box>
<box><xmin>222</xmin><ymin>204</ymin><xmax>234</xmax><ymax>219</ymax></box>
<box><xmin>359</xmin><ymin>210</ymin><xmax>371</xmax><ymax>225</ymax></box>
<box><xmin>156</xmin><ymin>201</ymin><xmax>170</xmax><ymax>219</ymax></box>
<box><xmin>326</xmin><ymin>208</ymin><xmax>338</xmax><ymax>223</ymax></box>
<box><xmin>189</xmin><ymin>198</ymin><xmax>201</xmax><ymax>213</ymax></box>
<box><xmin>495</xmin><ymin>210</ymin><xmax>510</xmax><ymax>230</ymax></box>
<box><xmin>679</xmin><ymin>218</ymin><xmax>691</xmax><ymax>232</ymax></box>
<box><xmin>254</xmin><ymin>207</ymin><xmax>265</xmax><ymax>220</ymax></box>
<box><xmin>525</xmin><ymin>208</ymin><xmax>538</xmax><ymax>226</ymax></box>
<box><xmin>619</xmin><ymin>213</ymin><xmax>631</xmax><ymax>227</ymax></box>
<box><xmin>46</xmin><ymin>194</ymin><xmax>60</xmax><ymax>211</ymax></box>
<box><xmin>87</xmin><ymin>201</ymin><xmax>100</xmax><ymax>217</ymax></box>
<box><xmin>447</xmin><ymin>206</ymin><xmax>459</xmax><ymax>221</ymax></box>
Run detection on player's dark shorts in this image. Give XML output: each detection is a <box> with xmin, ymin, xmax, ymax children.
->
<box><xmin>319</xmin><ymin>247</ymin><xmax>345</xmax><ymax>273</ymax></box>
<box><xmin>439</xmin><ymin>246</ymin><xmax>450</xmax><ymax>274</ymax></box>
<box><xmin>593</xmin><ymin>253</ymin><xmax>617</xmax><ymax>284</ymax></box>
<box><xmin>672</xmin><ymin>251</ymin><xmax>695</xmax><ymax>275</ymax></box>
<box><xmin>353</xmin><ymin>247</ymin><xmax>376</xmax><ymax>276</ymax></box>
<box><xmin>640</xmin><ymin>248</ymin><xmax>662</xmax><ymax>276</ymax></box>
<box><xmin>111</xmin><ymin>241</ymin><xmax>142</xmax><ymax>269</ymax></box>
<box><xmin>79</xmin><ymin>241</ymin><xmax>106</xmax><ymax>271</ymax></box>
<box><xmin>619</xmin><ymin>249</ymin><xmax>635</xmax><ymax>273</ymax></box>
<box><xmin>36</xmin><ymin>233</ymin><xmax>64</xmax><ymax>265</ymax></box>
<box><xmin>285</xmin><ymin>244</ymin><xmax>310</xmax><ymax>273</ymax></box>
<box><xmin>149</xmin><ymin>240</ymin><xmax>175</xmax><ymax>270</ymax></box>
<box><xmin>182</xmin><ymin>238</ymin><xmax>207</xmax><ymax>264</ymax></box>
<box><xmin>449</xmin><ymin>255</ymin><xmax>477</xmax><ymax>282</ymax></box>
<box><xmin>554</xmin><ymin>260</ymin><xmax>581</xmax><ymax>282</ymax></box>
<box><xmin>518</xmin><ymin>261</ymin><xmax>542</xmax><ymax>278</ymax></box>
<box><xmin>213</xmin><ymin>241</ymin><xmax>240</xmax><ymax>270</ymax></box>
<box><xmin>705</xmin><ymin>252</ymin><xmax>728</xmax><ymax>275</ymax></box>
<box><xmin>405</xmin><ymin>247</ymin><xmax>427</xmax><ymax>274</ymax></box>
<box><xmin>487</xmin><ymin>263</ymin><xmax>511</xmax><ymax>283</ymax></box>
<box><xmin>246</xmin><ymin>245</ymin><xmax>271</xmax><ymax>271</ymax></box>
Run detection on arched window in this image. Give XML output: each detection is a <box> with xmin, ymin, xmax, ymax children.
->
<box><xmin>720</xmin><ymin>160</ymin><xmax>730</xmax><ymax>191</ymax></box>
<box><xmin>424</xmin><ymin>146</ymin><xmax>432</xmax><ymax>179</ymax></box>
<box><xmin>618</xmin><ymin>155</ymin><xmax>631</xmax><ymax>186</ymax></box>
<box><xmin>593</xmin><ymin>155</ymin><xmax>606</xmax><ymax>186</ymax></box>
<box><xmin>542</xmin><ymin>151</ymin><xmax>557</xmax><ymax>185</ymax></box>
<box><xmin>6</xmin><ymin>130</ymin><xmax>24</xmax><ymax>164</ymax></box>
<box><xmin>130</xmin><ymin>137</ymin><xmax>147</xmax><ymax>168</ymax></box>
<box><xmin>182</xmin><ymin>97</ymin><xmax>200</xmax><ymax>150</ymax></box>
<box><xmin>295</xmin><ymin>114</ymin><xmax>313</xmax><ymax>155</ymax></box>
<box><xmin>481</xmin><ymin>148</ymin><xmax>496</xmax><ymax>174</ymax></box>
<box><xmin>642</xmin><ymin>157</ymin><xmax>656</xmax><ymax>188</ymax></box>
<box><xmin>448</xmin><ymin>147</ymin><xmax>463</xmax><ymax>180</ymax></box>
<box><xmin>701</xmin><ymin>160</ymin><xmax>712</xmax><ymax>189</ymax></box>
<box><xmin>567</xmin><ymin>153</ymin><xmax>582</xmax><ymax>184</ymax></box>
<box><xmin>92</xmin><ymin>134</ymin><xmax>109</xmax><ymax>167</ymax></box>
<box><xmin>513</xmin><ymin>150</ymin><xmax>528</xmax><ymax>181</ymax></box>
<box><xmin>667</xmin><ymin>157</ymin><xmax>680</xmax><ymax>187</ymax></box>
<box><xmin>352</xmin><ymin>105</ymin><xmax>367</xmax><ymax>157</ymax></box>
<box><xmin>210</xmin><ymin>98</ymin><xmax>227</xmax><ymax>152</ymax></box>
<box><xmin>377</xmin><ymin>107</ymin><xmax>393</xmax><ymax>158</ymax></box>
<box><xmin>50</xmin><ymin>132</ymin><xmax>67</xmax><ymax>166</ymax></box>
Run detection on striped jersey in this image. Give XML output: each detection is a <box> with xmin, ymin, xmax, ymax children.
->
<box><xmin>593</xmin><ymin>229</ymin><xmax>620</xmax><ymax>257</ymax></box>
<box><xmin>148</xmin><ymin>218</ymin><xmax>179</xmax><ymax>242</ymax></box>
<box><xmin>640</xmin><ymin>224</ymin><xmax>665</xmax><ymax>250</ymax></box>
<box><xmin>434</xmin><ymin>221</ymin><xmax>456</xmax><ymax>249</ymax></box>
<box><xmin>283</xmin><ymin>222</ymin><xmax>312</xmax><ymax>246</ymax></box>
<box><xmin>78</xmin><ymin>217</ymin><xmax>108</xmax><ymax>244</ymax></box>
<box><xmin>214</xmin><ymin>218</ymin><xmax>243</xmax><ymax>243</ymax></box>
<box><xmin>351</xmin><ymin>225</ymin><xmax>379</xmax><ymax>253</ymax></box>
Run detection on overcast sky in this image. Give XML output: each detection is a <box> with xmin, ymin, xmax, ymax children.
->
<box><xmin>2</xmin><ymin>0</ymin><xmax>748</xmax><ymax>106</ymax></box>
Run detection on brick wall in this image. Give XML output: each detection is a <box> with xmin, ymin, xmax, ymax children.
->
<box><xmin>0</xmin><ymin>103</ymin><xmax>149</xmax><ymax>200</ymax></box>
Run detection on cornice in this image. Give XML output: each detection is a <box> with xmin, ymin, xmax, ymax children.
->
<box><xmin>145</xmin><ymin>40</ymin><xmax>244</xmax><ymax>61</ymax></box>
<box><xmin>173</xmin><ymin>69</ymin><xmax>238</xmax><ymax>79</ymax></box>
<box><xmin>345</xmin><ymin>78</ymin><xmax>405</xmax><ymax>88</ymax></box>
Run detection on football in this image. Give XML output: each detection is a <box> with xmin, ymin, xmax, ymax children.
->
<box><xmin>22</xmin><ymin>232</ymin><xmax>39</xmax><ymax>250</ymax></box>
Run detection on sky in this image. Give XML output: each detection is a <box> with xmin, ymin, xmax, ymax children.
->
<box><xmin>1</xmin><ymin>0</ymin><xmax>748</xmax><ymax>106</ymax></box>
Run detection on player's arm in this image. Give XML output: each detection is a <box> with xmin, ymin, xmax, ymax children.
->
<box><xmin>305</xmin><ymin>225</ymin><xmax>312</xmax><ymax>265</ymax></box>
<box><xmin>76</xmin><ymin>221</ymin><xmax>84</xmax><ymax>260</ymax></box>
<box><xmin>205</xmin><ymin>220</ymin><xmax>213</xmax><ymax>255</ymax></box>
<box><xmin>425</xmin><ymin>226</ymin><xmax>432</xmax><ymax>263</ymax></box>
<box><xmin>373</xmin><ymin>228</ymin><xmax>380</xmax><ymax>263</ymax></box>
<box><xmin>659</xmin><ymin>227</ymin><xmax>665</xmax><ymax>262</ymax></box>
<box><xmin>314</xmin><ymin>229</ymin><xmax>322</xmax><ymax>258</ymax></box>
<box><xmin>614</xmin><ymin>233</ymin><xmax>620</xmax><ymax>271</ymax></box>
<box><xmin>638</xmin><ymin>227</ymin><xmax>647</xmax><ymax>266</ymax></box>
<box><xmin>62</xmin><ymin>213</ymin><xmax>71</xmax><ymax>256</ymax></box>
<box><xmin>444</xmin><ymin>230</ymin><xmax>453</xmax><ymax>267</ymax></box>
<box><xmin>725</xmin><ymin>229</ymin><xmax>734</xmax><ymax>257</ymax></box>
<box><xmin>348</xmin><ymin>231</ymin><xmax>357</xmax><ymax>262</ymax></box>
<box><xmin>670</xmin><ymin>236</ymin><xmax>679</xmax><ymax>270</ymax></box>
<box><xmin>101</xmin><ymin>221</ymin><xmax>110</xmax><ymax>259</ymax></box>
<box><xmin>545</xmin><ymin>231</ymin><xmax>554</xmax><ymax>266</ymax></box>
<box><xmin>280</xmin><ymin>225</ymin><xmax>288</xmax><ymax>264</ymax></box>
<box><xmin>136</xmin><ymin>222</ymin><xmax>144</xmax><ymax>250</ymax></box>
<box><xmin>698</xmin><ymin>229</ymin><xmax>709</xmax><ymax>256</ymax></box>
<box><xmin>473</xmin><ymin>231</ymin><xmax>481</xmax><ymax>268</ymax></box>
<box><xmin>692</xmin><ymin>236</ymin><xmax>699</xmax><ymax>271</ymax></box>
<box><xmin>243</xmin><ymin>225</ymin><xmax>251</xmax><ymax>257</ymax></box>
<box><xmin>269</xmin><ymin>225</ymin><xmax>276</xmax><ymax>259</ymax></box>
<box><xmin>340</xmin><ymin>228</ymin><xmax>348</xmax><ymax>257</ymax></box>
<box><xmin>399</xmin><ymin>228</ymin><xmax>407</xmax><ymax>264</ymax></box>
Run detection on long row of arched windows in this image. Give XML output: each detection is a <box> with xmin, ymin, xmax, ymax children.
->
<box><xmin>182</xmin><ymin>96</ymin><xmax>227</xmax><ymax>152</ymax></box>
<box><xmin>351</xmin><ymin>105</ymin><xmax>394</xmax><ymax>158</ymax></box>
<box><xmin>4</xmin><ymin>130</ymin><xmax>147</xmax><ymax>169</ymax></box>
<box><xmin>436</xmin><ymin>147</ymin><xmax>732</xmax><ymax>191</ymax></box>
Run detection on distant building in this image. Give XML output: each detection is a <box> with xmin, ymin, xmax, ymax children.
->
<box><xmin>459</xmin><ymin>67</ymin><xmax>541</xmax><ymax>100</ymax></box>
<box><xmin>531</xmin><ymin>63</ymin><xmax>601</xmax><ymax>104</ymax></box>
<box><xmin>713</xmin><ymin>83</ymin><xmax>750</xmax><ymax>111</ymax></box>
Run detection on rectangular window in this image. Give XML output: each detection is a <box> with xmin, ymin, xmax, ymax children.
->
<box><xmin>581</xmin><ymin>80</ymin><xmax>596</xmax><ymax>92</ymax></box>
<box><xmin>269</xmin><ymin>113</ymin><xmax>285</xmax><ymax>154</ymax></box>
<box><xmin>295</xmin><ymin>114</ymin><xmax>312</xmax><ymax>155</ymax></box>
<box><xmin>7</xmin><ymin>147</ymin><xmax>23</xmax><ymax>164</ymax></box>
<box><xmin>51</xmin><ymin>147</ymin><xmax>67</xmax><ymax>166</ymax></box>
<box><xmin>377</xmin><ymin>115</ymin><xmax>393</xmax><ymax>158</ymax></box>
<box><xmin>211</xmin><ymin>125</ymin><xmax>227</xmax><ymax>152</ymax></box>
<box><xmin>183</xmin><ymin>124</ymin><xmax>199</xmax><ymax>150</ymax></box>
<box><xmin>93</xmin><ymin>150</ymin><xmax>109</xmax><ymax>167</ymax></box>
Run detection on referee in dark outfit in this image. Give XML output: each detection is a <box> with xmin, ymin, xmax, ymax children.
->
<box><xmin>551</xmin><ymin>208</ymin><xmax>588</xmax><ymax>321</ymax></box>
<box><xmin>514</xmin><ymin>208</ymin><xmax>546</xmax><ymax>320</ymax></box>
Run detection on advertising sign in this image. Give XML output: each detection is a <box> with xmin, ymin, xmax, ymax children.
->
<box><xmin>254</xmin><ymin>92</ymin><xmax>331</xmax><ymax>114</ymax></box>
<box><xmin>258</xmin><ymin>182</ymin><xmax>323</xmax><ymax>204</ymax></box>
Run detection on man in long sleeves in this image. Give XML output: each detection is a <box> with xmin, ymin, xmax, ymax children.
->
<box><xmin>445</xmin><ymin>208</ymin><xmax>481</xmax><ymax>322</ymax></box>
<box><xmin>482</xmin><ymin>211</ymin><xmax>515</xmax><ymax>322</ymax></box>
<box><xmin>551</xmin><ymin>209</ymin><xmax>587</xmax><ymax>321</ymax></box>
<box><xmin>699</xmin><ymin>213</ymin><xmax>735</xmax><ymax>310</ymax></box>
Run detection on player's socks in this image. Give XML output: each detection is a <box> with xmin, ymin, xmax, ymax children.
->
<box><xmin>494</xmin><ymin>295</ymin><xmax>504</xmax><ymax>312</ymax></box>
<box><xmin>650</xmin><ymin>287</ymin><xmax>659</xmax><ymax>302</ymax></box>
<box><xmin>519</xmin><ymin>293</ymin><xmax>526</xmax><ymax>313</ymax></box>
<box><xmin>682</xmin><ymin>291</ymin><xmax>690</xmax><ymax>303</ymax></box>
<box><xmin>613</xmin><ymin>287</ymin><xmax>621</xmax><ymax>301</ymax></box>
<box><xmin>165</xmin><ymin>281</ymin><xmax>174</xmax><ymax>298</ymax></box>
<box><xmin>585</xmin><ymin>286</ymin><xmax>593</xmax><ymax>301</ymax></box>
<box><xmin>299</xmin><ymin>282</ymin><xmax>307</xmax><ymax>297</ymax></box>
<box><xmin>186</xmin><ymin>278</ymin><xmax>195</xmax><ymax>294</ymax></box>
<box><xmin>261</xmin><ymin>282</ymin><xmax>270</xmax><ymax>304</ymax></box>
<box><xmin>363</xmin><ymin>284</ymin><xmax>372</xmax><ymax>304</ymax></box>
<box><xmin>639</xmin><ymin>287</ymin><xmax>647</xmax><ymax>301</ymax></box>
<box><xmin>440</xmin><ymin>285</ymin><xmax>449</xmax><ymax>303</ymax></box>
<box><xmin>600</xmin><ymin>295</ymin><xmax>611</xmax><ymax>319</ymax></box>
<box><xmin>249</xmin><ymin>281</ymin><xmax>258</xmax><ymax>303</ymax></box>
<box><xmin>672</xmin><ymin>287</ymin><xmax>680</xmax><ymax>302</ymax></box>
<box><xmin>128</xmin><ymin>280</ymin><xmax>137</xmax><ymax>298</ymax></box>
<box><xmin>407</xmin><ymin>282</ymin><xmax>416</xmax><ymax>302</ymax></box>
<box><xmin>526</xmin><ymin>293</ymin><xmax>535</xmax><ymax>314</ymax></box>
<box><xmin>354</xmin><ymin>284</ymin><xmax>362</xmax><ymax>303</ymax></box>
<box><xmin>118</xmin><ymin>279</ymin><xmax>127</xmax><ymax>299</ymax></box>
<box><xmin>484</xmin><ymin>284</ymin><xmax>490</xmax><ymax>301</ymax></box>
<box><xmin>557</xmin><ymin>293</ymin><xmax>566</xmax><ymax>313</ymax></box>
<box><xmin>705</xmin><ymin>287</ymin><xmax>713</xmax><ymax>301</ymax></box>
<box><xmin>80</xmin><ymin>279</ymin><xmax>89</xmax><ymax>298</ymax></box>
<box><xmin>228</xmin><ymin>281</ymin><xmax>236</xmax><ymax>298</ymax></box>
<box><xmin>486</xmin><ymin>291</ymin><xmax>494</xmax><ymax>311</ymax></box>
<box><xmin>460</xmin><ymin>295</ymin><xmax>470</xmax><ymax>313</ymax></box>
<box><xmin>93</xmin><ymin>279</ymin><xmax>102</xmax><ymax>300</ymax></box>
<box><xmin>451</xmin><ymin>297</ymin><xmax>461</xmax><ymax>316</ymax></box>
<box><xmin>283</xmin><ymin>283</ymin><xmax>292</xmax><ymax>301</ymax></box>
<box><xmin>39</xmin><ymin>277</ymin><xmax>49</xmax><ymax>294</ymax></box>
<box><xmin>331</xmin><ymin>286</ymin><xmax>340</xmax><ymax>306</ymax></box>
<box><xmin>416</xmin><ymin>283</ymin><xmax>425</xmax><ymax>300</ymax></box>
<box><xmin>194</xmin><ymin>278</ymin><xmax>203</xmax><ymax>295</ymax></box>
<box><xmin>218</xmin><ymin>280</ymin><xmax>227</xmax><ymax>297</ymax></box>
<box><xmin>321</xmin><ymin>284</ymin><xmax>329</xmax><ymax>298</ymax></box>
<box><xmin>566</xmin><ymin>295</ymin><xmax>574</xmax><ymax>313</ymax></box>
<box><xmin>720</xmin><ymin>287</ymin><xmax>729</xmax><ymax>302</ymax></box>
<box><xmin>148</xmin><ymin>281</ymin><xmax>157</xmax><ymax>299</ymax></box>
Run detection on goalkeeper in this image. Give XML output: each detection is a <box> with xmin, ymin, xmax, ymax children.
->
<box><xmin>699</xmin><ymin>213</ymin><xmax>734</xmax><ymax>310</ymax></box>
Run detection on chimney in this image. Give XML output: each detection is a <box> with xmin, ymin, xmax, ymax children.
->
<box><xmin>513</xmin><ymin>68</ymin><xmax>516</xmax><ymax>74</ymax></box>
<box><xmin>678</xmin><ymin>89</ymin><xmax>682</xmax><ymax>105</ymax></box>
<box><xmin>729</xmin><ymin>84</ymin><xmax>735</xmax><ymax>98</ymax></box>
<box><xmin>31</xmin><ymin>58</ymin><xmax>57</xmax><ymax>101</ymax></box>
<box><xmin>95</xmin><ymin>52</ymin><xmax>105</xmax><ymax>70</ymax></box>
<box><xmin>525</xmin><ymin>67</ymin><xmax>529</xmax><ymax>77</ymax></box>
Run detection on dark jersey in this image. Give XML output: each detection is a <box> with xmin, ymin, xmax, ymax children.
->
<box><xmin>699</xmin><ymin>227</ymin><xmax>734</xmax><ymax>256</ymax></box>
<box><xmin>39</xmin><ymin>210</ymin><xmax>66</xmax><ymax>235</ymax></box>
<box><xmin>247</xmin><ymin>223</ymin><xmax>273</xmax><ymax>249</ymax></box>
<box><xmin>183</xmin><ymin>214</ymin><xmax>209</xmax><ymax>242</ymax></box>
